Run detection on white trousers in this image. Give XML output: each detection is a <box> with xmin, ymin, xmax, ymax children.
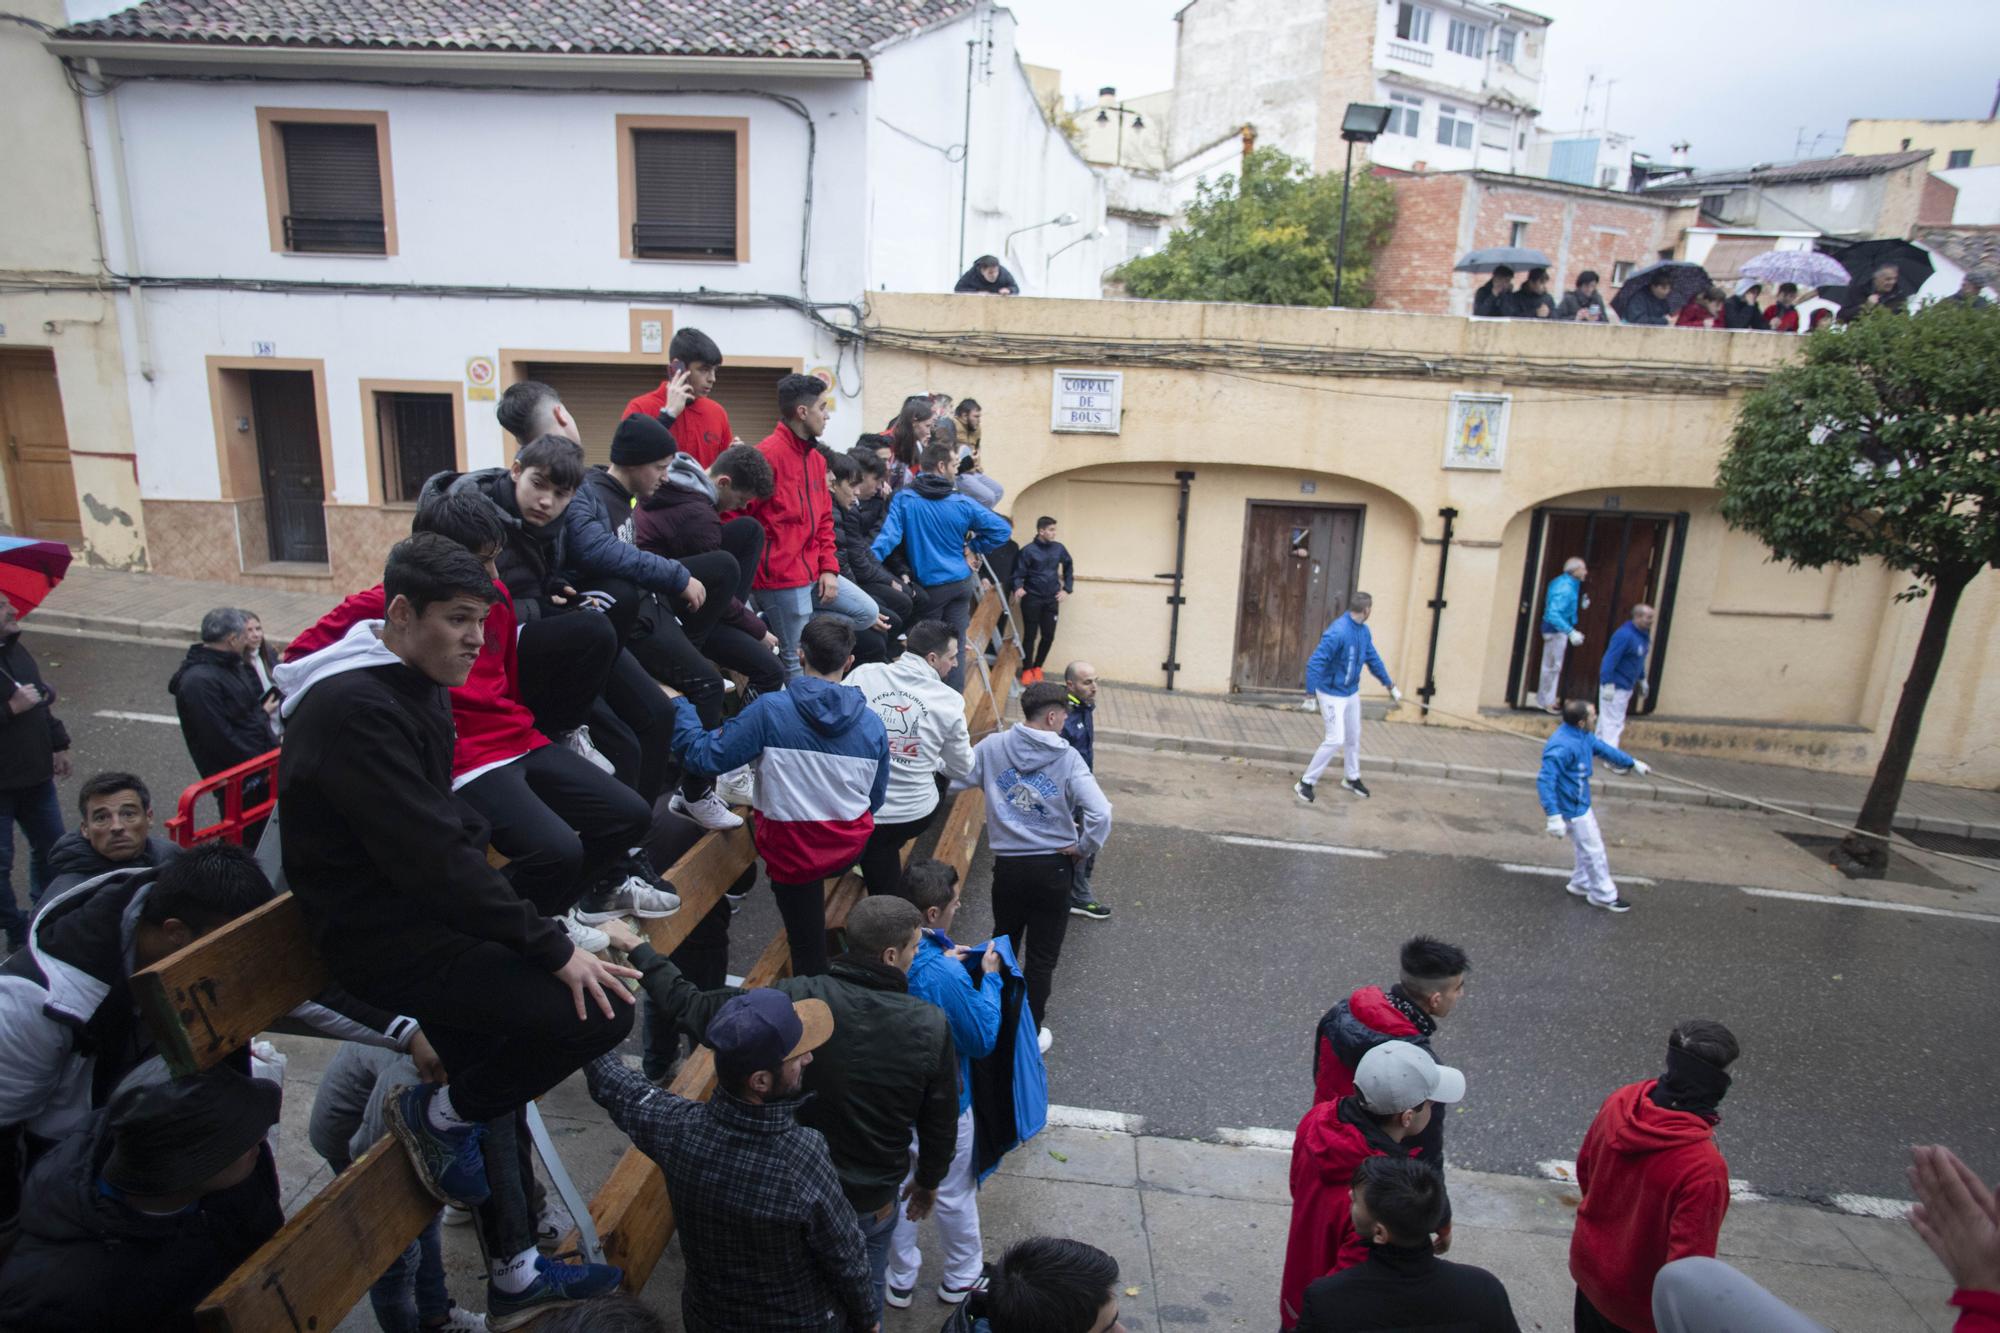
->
<box><xmin>1537</xmin><ymin>633</ymin><xmax>1568</xmax><ymax>709</ymax></box>
<box><xmin>887</xmin><ymin>1105</ymin><xmax>982</xmax><ymax>1291</ymax></box>
<box><xmin>1565</xmin><ymin>809</ymin><xmax>1618</xmax><ymax>905</ymax></box>
<box><xmin>1303</xmin><ymin>692</ymin><xmax>1362</xmax><ymax>784</ymax></box>
<box><xmin>1596</xmin><ymin>684</ymin><xmax>1632</xmax><ymax>749</ymax></box>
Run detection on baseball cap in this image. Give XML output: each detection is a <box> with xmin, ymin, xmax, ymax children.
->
<box><xmin>1354</xmin><ymin>1040</ymin><xmax>1467</xmax><ymax>1115</ymax></box>
<box><xmin>703</xmin><ymin>989</ymin><xmax>833</xmax><ymax>1076</ymax></box>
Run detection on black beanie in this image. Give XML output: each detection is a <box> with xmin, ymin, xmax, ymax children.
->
<box><xmin>610</xmin><ymin>413</ymin><xmax>674</xmax><ymax>466</ymax></box>
<box><xmin>103</xmin><ymin>1066</ymin><xmax>281</xmax><ymax>1196</ymax></box>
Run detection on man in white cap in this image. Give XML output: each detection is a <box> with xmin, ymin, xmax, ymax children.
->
<box><xmin>1280</xmin><ymin>1040</ymin><xmax>1467</xmax><ymax>1329</ymax></box>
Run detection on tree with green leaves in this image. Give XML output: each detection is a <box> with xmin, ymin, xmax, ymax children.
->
<box><xmin>1717</xmin><ymin>298</ymin><xmax>2000</xmax><ymax>868</ymax></box>
<box><xmin>1115</xmin><ymin>147</ymin><xmax>1396</xmax><ymax>307</ymax></box>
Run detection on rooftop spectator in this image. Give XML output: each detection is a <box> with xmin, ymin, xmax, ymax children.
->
<box><xmin>1621</xmin><ymin>272</ymin><xmax>1677</xmax><ymax>326</ymax></box>
<box><xmin>1724</xmin><ymin>281</ymin><xmax>1769</xmax><ymax>330</ymax></box>
<box><xmin>955</xmin><ymin>255</ymin><xmax>1018</xmax><ymax>295</ymax></box>
<box><xmin>1557</xmin><ymin>271</ymin><xmax>1608</xmax><ymax>322</ymax></box>
<box><xmin>1506</xmin><ymin>268</ymin><xmax>1554</xmax><ymax>319</ymax></box>
<box><xmin>1767</xmin><ymin>283</ymin><xmax>1802</xmax><ymax>333</ymax></box>
<box><xmin>1675</xmin><ymin>286</ymin><xmax>1727</xmax><ymax>329</ymax></box>
<box><xmin>1472</xmin><ymin>265</ymin><xmax>1515</xmax><ymax>318</ymax></box>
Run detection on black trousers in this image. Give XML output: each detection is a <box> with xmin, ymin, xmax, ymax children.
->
<box><xmin>990</xmin><ymin>852</ymin><xmax>1075</xmax><ymax>1027</ymax></box>
<box><xmin>718</xmin><ymin>516</ymin><xmax>765</xmax><ymax>615</ymax></box>
<box><xmin>702</xmin><ymin>621</ymin><xmax>788</xmax><ymax>696</ymax></box>
<box><xmin>1020</xmin><ymin>594</ymin><xmax>1060</xmax><ymax>669</ymax></box>
<box><xmin>857</xmin><ymin>575</ymin><xmax>914</xmax><ymax>627</ymax></box>
<box><xmin>1573</xmin><ymin>1288</ymin><xmax>1633</xmax><ymax>1333</ymax></box>
<box><xmin>857</xmin><ymin>807</ymin><xmax>939</xmax><ymax>900</ymax></box>
<box><xmin>457</xmin><ymin>746</ymin><xmax>651</xmax><ymax>915</ymax></box>
<box><xmin>517</xmin><ymin>611</ymin><xmax>619</xmax><ymax>739</ymax></box>
<box><xmin>770</xmin><ymin>877</ymin><xmax>832</xmax><ymax>977</ymax></box>
<box><xmin>599</xmin><ymin>648</ymin><xmax>678</xmax><ymax>803</ymax></box>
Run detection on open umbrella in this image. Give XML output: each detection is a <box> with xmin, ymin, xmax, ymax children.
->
<box><xmin>1738</xmin><ymin>249</ymin><xmax>1851</xmax><ymax>290</ymax></box>
<box><xmin>1834</xmin><ymin>238</ymin><xmax>1933</xmax><ymax>306</ymax></box>
<box><xmin>1610</xmin><ymin>260</ymin><xmax>1710</xmax><ymax>321</ymax></box>
<box><xmin>0</xmin><ymin>536</ymin><xmax>72</xmax><ymax>617</ymax></box>
<box><xmin>1454</xmin><ymin>246</ymin><xmax>1553</xmax><ymax>273</ymax></box>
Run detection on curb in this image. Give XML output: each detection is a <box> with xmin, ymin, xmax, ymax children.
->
<box><xmin>31</xmin><ymin>608</ymin><xmax>203</xmax><ymax>643</ymax></box>
<box><xmin>1096</xmin><ymin>726</ymin><xmax>2000</xmax><ymax>843</ymax></box>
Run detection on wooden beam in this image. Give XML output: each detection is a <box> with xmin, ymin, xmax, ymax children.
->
<box><xmin>133</xmin><ymin>893</ymin><xmax>327</xmax><ymax>1077</ymax></box>
<box><xmin>639</xmin><ymin>821</ymin><xmax>756</xmax><ymax>955</ymax></box>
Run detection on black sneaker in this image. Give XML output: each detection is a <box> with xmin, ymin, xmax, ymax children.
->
<box><xmin>1293</xmin><ymin>779</ymin><xmax>1315</xmax><ymax>803</ymax></box>
<box><xmin>1340</xmin><ymin>778</ymin><xmax>1372</xmax><ymax>799</ymax></box>
<box><xmin>487</xmin><ymin>1255</ymin><xmax>625</xmax><ymax>1331</ymax></box>
<box><xmin>1069</xmin><ymin>899</ymin><xmax>1112</xmax><ymax>920</ymax></box>
<box><xmin>1589</xmin><ymin>896</ymin><xmax>1634</xmax><ymax>914</ymax></box>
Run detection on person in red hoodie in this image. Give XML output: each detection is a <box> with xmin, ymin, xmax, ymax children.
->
<box><xmin>1281</xmin><ymin>1040</ymin><xmax>1467</xmax><ymax>1329</ymax></box>
<box><xmin>1569</xmin><ymin>1020</ymin><xmax>1739</xmax><ymax>1333</ymax></box>
<box><xmin>621</xmin><ymin>328</ymin><xmax>735</xmax><ymax>468</ymax></box>
<box><xmin>750</xmin><ymin>374</ymin><xmax>841</xmax><ymax>681</ymax></box>
<box><xmin>1674</xmin><ymin>287</ymin><xmax>1726</xmax><ymax>329</ymax></box>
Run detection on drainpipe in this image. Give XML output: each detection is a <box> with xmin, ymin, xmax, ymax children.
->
<box><xmin>91</xmin><ymin>59</ymin><xmax>154</xmax><ymax>382</ymax></box>
<box><xmin>1156</xmin><ymin>470</ymin><xmax>1195</xmax><ymax>690</ymax></box>
<box><xmin>1417</xmin><ymin>507</ymin><xmax>1457</xmax><ymax>713</ymax></box>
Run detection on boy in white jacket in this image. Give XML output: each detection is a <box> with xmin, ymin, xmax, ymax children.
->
<box><xmin>844</xmin><ymin>620</ymin><xmax>974</xmax><ymax>899</ymax></box>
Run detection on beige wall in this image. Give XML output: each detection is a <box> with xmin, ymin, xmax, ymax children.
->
<box><xmin>0</xmin><ymin>1</ymin><xmax>147</xmax><ymax>568</ymax></box>
<box><xmin>865</xmin><ymin>292</ymin><xmax>2000</xmax><ymax>787</ymax></box>
<box><xmin>1844</xmin><ymin>119</ymin><xmax>2000</xmax><ymax>168</ymax></box>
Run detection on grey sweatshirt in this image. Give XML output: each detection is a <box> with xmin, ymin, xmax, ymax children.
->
<box><xmin>951</xmin><ymin>723</ymin><xmax>1112</xmax><ymax>858</ymax></box>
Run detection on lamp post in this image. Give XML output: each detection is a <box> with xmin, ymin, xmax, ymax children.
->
<box><xmin>1002</xmin><ymin>211</ymin><xmax>1079</xmax><ymax>276</ymax></box>
<box><xmin>1333</xmin><ymin>102</ymin><xmax>1391</xmax><ymax>308</ymax></box>
<box><xmin>1047</xmin><ymin>224</ymin><xmax>1107</xmax><ymax>285</ymax></box>
<box><xmin>1094</xmin><ymin>86</ymin><xmax>1148</xmax><ymax>168</ymax></box>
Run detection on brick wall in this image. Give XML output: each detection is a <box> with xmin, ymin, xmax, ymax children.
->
<box><xmin>1373</xmin><ymin>174</ymin><xmax>1469</xmax><ymax>313</ymax></box>
<box><xmin>1917</xmin><ymin>171</ymin><xmax>1960</xmax><ymax>228</ymax></box>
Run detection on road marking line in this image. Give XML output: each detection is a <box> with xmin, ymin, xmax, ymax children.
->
<box><xmin>1501</xmin><ymin>863</ymin><xmax>1656</xmax><ymax>886</ymax></box>
<box><xmin>1738</xmin><ymin>887</ymin><xmax>2000</xmax><ymax>924</ymax></box>
<box><xmin>1046</xmin><ymin>1105</ymin><xmax>1144</xmax><ymax>1134</ymax></box>
<box><xmin>93</xmin><ymin>709</ymin><xmax>180</xmax><ymax>725</ymax></box>
<box><xmin>1216</xmin><ymin>1126</ymin><xmax>1295</xmax><ymax>1151</ymax></box>
<box><xmin>1539</xmin><ymin>1159</ymin><xmax>1762</xmax><ymax>1200</ymax></box>
<box><xmin>1829</xmin><ymin>1193</ymin><xmax>1911</xmax><ymax>1219</ymax></box>
<box><xmin>1218</xmin><ymin>835</ymin><xmax>1386</xmax><ymax>859</ymax></box>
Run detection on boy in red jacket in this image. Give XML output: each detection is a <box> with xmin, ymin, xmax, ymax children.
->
<box><xmin>750</xmin><ymin>375</ymin><xmax>841</xmax><ymax>681</ymax></box>
<box><xmin>1281</xmin><ymin>1040</ymin><xmax>1466</xmax><ymax>1329</ymax></box>
<box><xmin>1570</xmin><ymin>1020</ymin><xmax>1739</xmax><ymax>1333</ymax></box>
<box><xmin>621</xmin><ymin>327</ymin><xmax>735</xmax><ymax>468</ymax></box>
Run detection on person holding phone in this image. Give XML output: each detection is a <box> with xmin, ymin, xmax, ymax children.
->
<box><xmin>622</xmin><ymin>328</ymin><xmax>736</xmax><ymax>468</ymax></box>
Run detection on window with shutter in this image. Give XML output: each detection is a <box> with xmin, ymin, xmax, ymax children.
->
<box><xmin>375</xmin><ymin>392</ymin><xmax>457</xmax><ymax>502</ymax></box>
<box><xmin>280</xmin><ymin>122</ymin><xmax>386</xmax><ymax>253</ymax></box>
<box><xmin>632</xmin><ymin>130</ymin><xmax>738</xmax><ymax>259</ymax></box>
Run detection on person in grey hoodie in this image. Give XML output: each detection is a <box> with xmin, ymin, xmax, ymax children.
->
<box><xmin>949</xmin><ymin>681</ymin><xmax>1111</xmax><ymax>1050</ymax></box>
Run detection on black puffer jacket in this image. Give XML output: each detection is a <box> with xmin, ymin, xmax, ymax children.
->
<box><xmin>0</xmin><ymin>1108</ymin><xmax>282</xmax><ymax>1332</ymax></box>
<box><xmin>834</xmin><ymin>499</ymin><xmax>891</xmax><ymax>587</ymax></box>
<box><xmin>0</xmin><ymin>632</ymin><xmax>69</xmax><ymax>790</ymax></box>
<box><xmin>167</xmin><ymin>644</ymin><xmax>271</xmax><ymax>778</ymax></box>
<box><xmin>421</xmin><ymin>469</ymin><xmax>568</xmax><ymax>620</ymax></box>
<box><xmin>43</xmin><ymin>831</ymin><xmax>179</xmax><ymax>897</ymax></box>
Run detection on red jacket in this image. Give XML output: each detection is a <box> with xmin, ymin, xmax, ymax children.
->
<box><xmin>1281</xmin><ymin>1096</ymin><xmax>1419</xmax><ymax>1328</ymax></box>
<box><xmin>1767</xmin><ymin>304</ymin><xmax>1801</xmax><ymax>333</ymax></box>
<box><xmin>1955</xmin><ymin>1290</ymin><xmax>2000</xmax><ymax>1332</ymax></box>
<box><xmin>624</xmin><ymin>384</ymin><xmax>734</xmax><ymax>468</ymax></box>
<box><xmin>748</xmin><ymin>423</ymin><xmax>838</xmax><ymax>591</ymax></box>
<box><xmin>283</xmin><ymin>582</ymin><xmax>545</xmax><ymax>781</ymax></box>
<box><xmin>1569</xmin><ymin>1080</ymin><xmax>1730</xmax><ymax>1333</ymax></box>
<box><xmin>1675</xmin><ymin>301</ymin><xmax>1723</xmax><ymax>328</ymax></box>
<box><xmin>1314</xmin><ymin>985</ymin><xmax>1425</xmax><ymax>1105</ymax></box>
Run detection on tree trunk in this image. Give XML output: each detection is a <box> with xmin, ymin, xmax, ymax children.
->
<box><xmin>1840</xmin><ymin>566</ymin><xmax>1976</xmax><ymax>869</ymax></box>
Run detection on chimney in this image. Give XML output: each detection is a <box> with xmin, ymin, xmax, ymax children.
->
<box><xmin>1241</xmin><ymin>123</ymin><xmax>1257</xmax><ymax>162</ymax></box>
<box><xmin>1412</xmin><ymin>159</ymin><xmax>1428</xmax><ymax>173</ymax></box>
<box><xmin>1098</xmin><ymin>86</ymin><xmax>1117</xmax><ymax>107</ymax></box>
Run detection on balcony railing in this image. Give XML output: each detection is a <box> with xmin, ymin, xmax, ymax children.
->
<box><xmin>1387</xmin><ymin>40</ymin><xmax>1434</xmax><ymax>67</ymax></box>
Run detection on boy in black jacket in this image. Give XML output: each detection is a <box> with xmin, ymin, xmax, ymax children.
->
<box><xmin>1009</xmin><ymin>516</ymin><xmax>1074</xmax><ymax>685</ymax></box>
<box><xmin>278</xmin><ymin>534</ymin><xmax>637</xmax><ymax>1327</ymax></box>
<box><xmin>0</xmin><ymin>595</ymin><xmax>71</xmax><ymax>949</ymax></box>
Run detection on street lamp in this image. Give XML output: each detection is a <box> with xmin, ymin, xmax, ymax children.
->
<box><xmin>1047</xmin><ymin>224</ymin><xmax>1108</xmax><ymax>284</ymax></box>
<box><xmin>1334</xmin><ymin>102</ymin><xmax>1391</xmax><ymax>308</ymax></box>
<box><xmin>1002</xmin><ymin>211</ymin><xmax>1079</xmax><ymax>269</ymax></box>
<box><xmin>1094</xmin><ymin>86</ymin><xmax>1148</xmax><ymax>167</ymax></box>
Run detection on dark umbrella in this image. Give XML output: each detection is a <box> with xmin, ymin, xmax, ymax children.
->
<box><xmin>1610</xmin><ymin>260</ymin><xmax>1710</xmax><ymax>321</ymax></box>
<box><xmin>1454</xmin><ymin>246</ymin><xmax>1553</xmax><ymax>273</ymax></box>
<box><xmin>1833</xmin><ymin>239</ymin><xmax>1933</xmax><ymax>313</ymax></box>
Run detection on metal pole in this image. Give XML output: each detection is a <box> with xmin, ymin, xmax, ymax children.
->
<box><xmin>1333</xmin><ymin>137</ymin><xmax>1356</xmax><ymax>307</ymax></box>
<box><xmin>1418</xmin><ymin>507</ymin><xmax>1457</xmax><ymax>713</ymax></box>
<box><xmin>1157</xmin><ymin>470</ymin><xmax>1196</xmax><ymax>689</ymax></box>
<box><xmin>957</xmin><ymin>39</ymin><xmax>974</xmax><ymax>272</ymax></box>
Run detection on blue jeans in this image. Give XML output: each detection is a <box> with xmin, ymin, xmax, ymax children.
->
<box><xmin>0</xmin><ymin>779</ymin><xmax>65</xmax><ymax>947</ymax></box>
<box><xmin>758</xmin><ymin>579</ymin><xmax>879</xmax><ymax>679</ymax></box>
<box><xmin>366</xmin><ymin>1213</ymin><xmax>449</xmax><ymax>1332</ymax></box>
<box><xmin>857</xmin><ymin>1201</ymin><xmax>900</xmax><ymax>1322</ymax></box>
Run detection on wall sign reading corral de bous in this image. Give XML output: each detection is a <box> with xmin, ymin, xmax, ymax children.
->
<box><xmin>1051</xmin><ymin>369</ymin><xmax>1123</xmax><ymax>434</ymax></box>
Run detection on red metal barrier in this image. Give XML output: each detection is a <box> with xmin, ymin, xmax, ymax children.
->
<box><xmin>168</xmin><ymin>749</ymin><xmax>279</xmax><ymax>848</ymax></box>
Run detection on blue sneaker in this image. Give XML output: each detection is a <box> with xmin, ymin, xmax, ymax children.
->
<box><xmin>487</xmin><ymin>1255</ymin><xmax>627</xmax><ymax>1330</ymax></box>
<box><xmin>384</xmin><ymin>1084</ymin><xmax>491</xmax><ymax>1208</ymax></box>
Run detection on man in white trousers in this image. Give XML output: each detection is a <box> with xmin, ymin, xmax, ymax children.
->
<box><xmin>1537</xmin><ymin>699</ymin><xmax>1649</xmax><ymax>913</ymax></box>
<box><xmin>1537</xmin><ymin>557</ymin><xmax>1589</xmax><ymax>712</ymax></box>
<box><xmin>887</xmin><ymin>860</ymin><xmax>1002</xmax><ymax>1310</ymax></box>
<box><xmin>1295</xmin><ymin>593</ymin><xmax>1400</xmax><ymax>802</ymax></box>
<box><xmin>1596</xmin><ymin>604</ymin><xmax>1655</xmax><ymax>749</ymax></box>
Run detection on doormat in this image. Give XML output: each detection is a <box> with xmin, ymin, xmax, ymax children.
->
<box><xmin>1778</xmin><ymin>831</ymin><xmax>1956</xmax><ymax>890</ymax></box>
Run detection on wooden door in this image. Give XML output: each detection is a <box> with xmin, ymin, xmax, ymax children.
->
<box><xmin>1232</xmin><ymin>503</ymin><xmax>1361</xmax><ymax>691</ymax></box>
<box><xmin>0</xmin><ymin>350</ymin><xmax>82</xmax><ymax>543</ymax></box>
<box><xmin>251</xmin><ymin>370</ymin><xmax>327</xmax><ymax>563</ymax></box>
<box><xmin>1519</xmin><ymin>511</ymin><xmax>1673</xmax><ymax>705</ymax></box>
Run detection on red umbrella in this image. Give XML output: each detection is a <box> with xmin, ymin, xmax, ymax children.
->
<box><xmin>0</xmin><ymin>536</ymin><xmax>73</xmax><ymax>616</ymax></box>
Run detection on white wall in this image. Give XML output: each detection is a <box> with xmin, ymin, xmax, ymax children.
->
<box><xmin>1168</xmin><ymin>0</ymin><xmax>1328</xmax><ymax>168</ymax></box>
<box><xmin>1937</xmin><ymin>165</ymin><xmax>2000</xmax><ymax>224</ymax></box>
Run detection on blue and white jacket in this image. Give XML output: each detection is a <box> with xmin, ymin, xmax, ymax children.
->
<box><xmin>1541</xmin><ymin>573</ymin><xmax>1582</xmax><ymax>636</ymax></box>
<box><xmin>1599</xmin><ymin>621</ymin><xmax>1651</xmax><ymax>692</ymax></box>
<box><xmin>1305</xmin><ymin>613</ymin><xmax>1393</xmax><ymax>698</ymax></box>
<box><xmin>1537</xmin><ymin>723</ymin><xmax>1637</xmax><ymax>819</ymax></box>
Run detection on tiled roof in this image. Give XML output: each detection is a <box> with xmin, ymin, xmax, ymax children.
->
<box><xmin>58</xmin><ymin>0</ymin><xmax>975</xmax><ymax>59</ymax></box>
<box><xmin>1917</xmin><ymin>226</ymin><xmax>2000</xmax><ymax>286</ymax></box>
<box><xmin>1643</xmin><ymin>150</ymin><xmax>1935</xmax><ymax>192</ymax></box>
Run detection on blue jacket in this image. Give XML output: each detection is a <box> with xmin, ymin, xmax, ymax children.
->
<box><xmin>563</xmin><ymin>466</ymin><xmax>691</xmax><ymax>596</ymax></box>
<box><xmin>908</xmin><ymin>931</ymin><xmax>1002</xmax><ymax>1116</ymax></box>
<box><xmin>870</xmin><ymin>475</ymin><xmax>1014</xmax><ymax>588</ymax></box>
<box><xmin>1537</xmin><ymin>723</ymin><xmax>1637</xmax><ymax>818</ymax></box>
<box><xmin>1600</xmin><ymin>621</ymin><xmax>1651</xmax><ymax>692</ymax></box>
<box><xmin>1011</xmin><ymin>538</ymin><xmax>1074</xmax><ymax>599</ymax></box>
<box><xmin>1305</xmin><ymin>614</ymin><xmax>1392</xmax><ymax>698</ymax></box>
<box><xmin>1541</xmin><ymin>573</ymin><xmax>1581</xmax><ymax>636</ymax></box>
<box><xmin>1060</xmin><ymin>696</ymin><xmax>1094</xmax><ymax>770</ymax></box>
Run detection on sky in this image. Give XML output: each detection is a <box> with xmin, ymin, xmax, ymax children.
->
<box><xmin>1002</xmin><ymin>0</ymin><xmax>2000</xmax><ymax>169</ymax></box>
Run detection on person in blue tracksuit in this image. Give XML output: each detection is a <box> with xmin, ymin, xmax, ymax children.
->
<box><xmin>1294</xmin><ymin>593</ymin><xmax>1401</xmax><ymax>803</ymax></box>
<box><xmin>1537</xmin><ymin>557</ymin><xmax>1589</xmax><ymax>712</ymax></box>
<box><xmin>870</xmin><ymin>442</ymin><xmax>1014</xmax><ymax>691</ymax></box>
<box><xmin>1537</xmin><ymin>698</ymin><xmax>1650</xmax><ymax>914</ymax></box>
<box><xmin>1596</xmin><ymin>605</ymin><xmax>1656</xmax><ymax>748</ymax></box>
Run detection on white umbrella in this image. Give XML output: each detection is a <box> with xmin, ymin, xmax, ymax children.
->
<box><xmin>1738</xmin><ymin>250</ymin><xmax>1854</xmax><ymax>289</ymax></box>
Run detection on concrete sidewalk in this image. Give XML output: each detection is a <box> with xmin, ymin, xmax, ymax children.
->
<box><xmin>259</xmin><ymin>1033</ymin><xmax>1954</xmax><ymax>1333</ymax></box>
<box><xmin>32</xmin><ymin>564</ymin><xmax>338</xmax><ymax>645</ymax></box>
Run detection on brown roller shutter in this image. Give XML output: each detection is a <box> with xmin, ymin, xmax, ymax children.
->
<box><xmin>520</xmin><ymin>362</ymin><xmax>792</xmax><ymax>467</ymax></box>
<box><xmin>280</xmin><ymin>122</ymin><xmax>385</xmax><ymax>253</ymax></box>
<box><xmin>632</xmin><ymin>129</ymin><xmax>738</xmax><ymax>259</ymax></box>
<box><xmin>707</xmin><ymin>366</ymin><xmax>789</xmax><ymax>445</ymax></box>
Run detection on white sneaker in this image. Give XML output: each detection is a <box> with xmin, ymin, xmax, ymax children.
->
<box><xmin>575</xmin><ymin>876</ymin><xmax>681</xmax><ymax>922</ymax></box>
<box><xmin>715</xmin><ymin>765</ymin><xmax>756</xmax><ymax>807</ymax></box>
<box><xmin>561</xmin><ymin>726</ymin><xmax>615</xmax><ymax>775</ymax></box>
<box><xmin>436</xmin><ymin>1306</ymin><xmax>489</xmax><ymax>1332</ymax></box>
<box><xmin>1038</xmin><ymin>1026</ymin><xmax>1053</xmax><ymax>1055</ymax></box>
<box><xmin>444</xmin><ymin>1202</ymin><xmax>475</xmax><ymax>1226</ymax></box>
<box><xmin>535</xmin><ymin>1194</ymin><xmax>575</xmax><ymax>1250</ymax></box>
<box><xmin>671</xmin><ymin>789</ymin><xmax>745</xmax><ymax>831</ymax></box>
<box><xmin>561</xmin><ymin>910</ymin><xmax>611</xmax><ymax>954</ymax></box>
